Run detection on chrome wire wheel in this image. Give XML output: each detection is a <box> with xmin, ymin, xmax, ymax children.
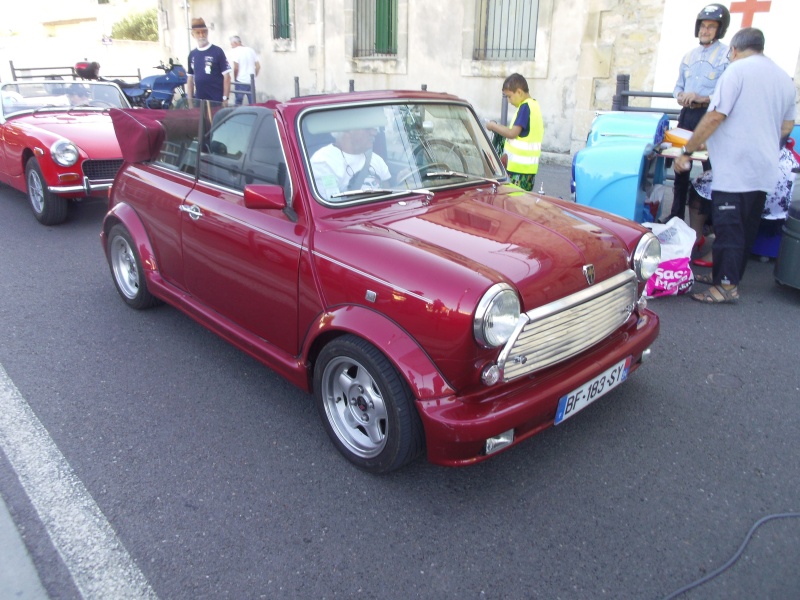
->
<box><xmin>25</xmin><ymin>158</ymin><xmax>67</xmax><ymax>225</ymax></box>
<box><xmin>320</xmin><ymin>355</ymin><xmax>389</xmax><ymax>459</ymax></box>
<box><xmin>27</xmin><ymin>167</ymin><xmax>45</xmax><ymax>215</ymax></box>
<box><xmin>110</xmin><ymin>234</ymin><xmax>140</xmax><ymax>300</ymax></box>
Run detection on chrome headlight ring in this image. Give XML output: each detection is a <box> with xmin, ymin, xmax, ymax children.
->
<box><xmin>51</xmin><ymin>139</ymin><xmax>79</xmax><ymax>167</ymax></box>
<box><xmin>632</xmin><ymin>231</ymin><xmax>662</xmax><ymax>282</ymax></box>
<box><xmin>474</xmin><ymin>283</ymin><xmax>521</xmax><ymax>349</ymax></box>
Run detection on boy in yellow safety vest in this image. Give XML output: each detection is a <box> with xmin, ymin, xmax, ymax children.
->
<box><xmin>485</xmin><ymin>73</ymin><xmax>544</xmax><ymax>192</ymax></box>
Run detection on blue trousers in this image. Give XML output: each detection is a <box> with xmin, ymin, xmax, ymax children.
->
<box><xmin>711</xmin><ymin>190</ymin><xmax>767</xmax><ymax>286</ymax></box>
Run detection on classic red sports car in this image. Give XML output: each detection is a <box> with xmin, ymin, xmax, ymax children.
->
<box><xmin>102</xmin><ymin>91</ymin><xmax>661</xmax><ymax>473</ymax></box>
<box><xmin>0</xmin><ymin>80</ymin><xmax>130</xmax><ymax>225</ymax></box>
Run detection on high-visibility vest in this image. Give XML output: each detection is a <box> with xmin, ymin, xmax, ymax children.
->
<box><xmin>505</xmin><ymin>98</ymin><xmax>544</xmax><ymax>175</ymax></box>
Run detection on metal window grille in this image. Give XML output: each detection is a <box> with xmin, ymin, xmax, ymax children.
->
<box><xmin>272</xmin><ymin>0</ymin><xmax>292</xmax><ymax>39</ymax></box>
<box><xmin>473</xmin><ymin>0</ymin><xmax>539</xmax><ymax>60</ymax></box>
<box><xmin>354</xmin><ymin>0</ymin><xmax>398</xmax><ymax>57</ymax></box>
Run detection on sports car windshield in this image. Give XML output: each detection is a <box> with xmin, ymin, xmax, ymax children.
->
<box><xmin>301</xmin><ymin>102</ymin><xmax>506</xmax><ymax>204</ymax></box>
<box><xmin>1</xmin><ymin>81</ymin><xmax>131</xmax><ymax>118</ymax></box>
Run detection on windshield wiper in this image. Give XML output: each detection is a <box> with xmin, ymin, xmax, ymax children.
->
<box><xmin>330</xmin><ymin>187</ymin><xmax>432</xmax><ymax>200</ymax></box>
<box><xmin>424</xmin><ymin>170</ymin><xmax>501</xmax><ymax>186</ymax></box>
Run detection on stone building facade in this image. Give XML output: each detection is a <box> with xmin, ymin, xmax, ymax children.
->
<box><xmin>155</xmin><ymin>0</ymin><xmax>800</xmax><ymax>164</ymax></box>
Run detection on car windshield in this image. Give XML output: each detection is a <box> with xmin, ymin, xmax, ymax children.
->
<box><xmin>1</xmin><ymin>81</ymin><xmax>130</xmax><ymax>118</ymax></box>
<box><xmin>301</xmin><ymin>101</ymin><xmax>505</xmax><ymax>204</ymax></box>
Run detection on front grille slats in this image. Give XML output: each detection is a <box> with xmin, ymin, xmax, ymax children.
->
<box><xmin>500</xmin><ymin>271</ymin><xmax>637</xmax><ymax>381</ymax></box>
<box><xmin>82</xmin><ymin>159</ymin><xmax>123</xmax><ymax>180</ymax></box>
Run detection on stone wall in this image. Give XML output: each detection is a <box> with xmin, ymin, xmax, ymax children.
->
<box><xmin>570</xmin><ymin>0</ymin><xmax>666</xmax><ymax>157</ymax></box>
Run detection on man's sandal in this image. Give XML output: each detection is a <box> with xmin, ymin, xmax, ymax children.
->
<box><xmin>694</xmin><ymin>273</ymin><xmax>713</xmax><ymax>284</ymax></box>
<box><xmin>690</xmin><ymin>285</ymin><xmax>739</xmax><ymax>304</ymax></box>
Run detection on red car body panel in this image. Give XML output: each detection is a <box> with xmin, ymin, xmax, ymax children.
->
<box><xmin>0</xmin><ymin>111</ymin><xmax>123</xmax><ymax>197</ymax></box>
<box><xmin>102</xmin><ymin>91</ymin><xmax>660</xmax><ymax>467</ymax></box>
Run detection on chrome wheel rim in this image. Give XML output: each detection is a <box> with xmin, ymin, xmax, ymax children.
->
<box><xmin>27</xmin><ymin>168</ymin><xmax>45</xmax><ymax>214</ymax></box>
<box><xmin>321</xmin><ymin>356</ymin><xmax>388</xmax><ymax>458</ymax></box>
<box><xmin>110</xmin><ymin>235</ymin><xmax>140</xmax><ymax>300</ymax></box>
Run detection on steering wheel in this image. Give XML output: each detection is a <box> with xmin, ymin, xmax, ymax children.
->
<box><xmin>396</xmin><ymin>162</ymin><xmax>451</xmax><ymax>186</ymax></box>
<box><xmin>88</xmin><ymin>100</ymin><xmax>115</xmax><ymax>108</ymax></box>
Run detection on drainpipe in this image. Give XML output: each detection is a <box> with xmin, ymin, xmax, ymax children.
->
<box><xmin>316</xmin><ymin>0</ymin><xmax>325</xmax><ymax>92</ymax></box>
<box><xmin>184</xmin><ymin>0</ymin><xmax>191</xmax><ymax>59</ymax></box>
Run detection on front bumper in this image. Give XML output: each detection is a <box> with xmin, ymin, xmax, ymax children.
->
<box><xmin>416</xmin><ymin>309</ymin><xmax>660</xmax><ymax>467</ymax></box>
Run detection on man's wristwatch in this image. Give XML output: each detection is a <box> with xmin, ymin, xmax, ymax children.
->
<box><xmin>222</xmin><ymin>96</ymin><xmax>228</xmax><ymax>100</ymax></box>
<box><xmin>681</xmin><ymin>146</ymin><xmax>692</xmax><ymax>157</ymax></box>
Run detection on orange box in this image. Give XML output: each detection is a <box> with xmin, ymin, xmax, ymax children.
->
<box><xmin>664</xmin><ymin>127</ymin><xmax>692</xmax><ymax>147</ymax></box>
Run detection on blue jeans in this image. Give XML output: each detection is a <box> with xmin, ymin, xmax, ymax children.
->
<box><xmin>233</xmin><ymin>83</ymin><xmax>253</xmax><ymax>105</ymax></box>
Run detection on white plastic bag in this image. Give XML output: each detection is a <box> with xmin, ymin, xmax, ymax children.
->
<box><xmin>643</xmin><ymin>217</ymin><xmax>697</xmax><ymax>297</ymax></box>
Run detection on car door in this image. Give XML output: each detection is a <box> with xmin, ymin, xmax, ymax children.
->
<box><xmin>180</xmin><ymin>108</ymin><xmax>305</xmax><ymax>355</ymax></box>
<box><xmin>123</xmin><ymin>108</ymin><xmax>204</xmax><ymax>291</ymax></box>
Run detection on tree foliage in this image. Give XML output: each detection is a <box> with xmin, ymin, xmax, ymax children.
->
<box><xmin>111</xmin><ymin>8</ymin><xmax>159</xmax><ymax>42</ymax></box>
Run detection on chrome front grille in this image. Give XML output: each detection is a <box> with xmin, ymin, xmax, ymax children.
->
<box><xmin>82</xmin><ymin>159</ymin><xmax>123</xmax><ymax>181</ymax></box>
<box><xmin>498</xmin><ymin>270</ymin><xmax>637</xmax><ymax>382</ymax></box>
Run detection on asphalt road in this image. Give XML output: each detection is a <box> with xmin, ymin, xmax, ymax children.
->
<box><xmin>0</xmin><ymin>168</ymin><xmax>798</xmax><ymax>600</ymax></box>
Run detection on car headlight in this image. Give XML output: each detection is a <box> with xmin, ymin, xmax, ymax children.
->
<box><xmin>51</xmin><ymin>139</ymin><xmax>79</xmax><ymax>167</ymax></box>
<box><xmin>632</xmin><ymin>231</ymin><xmax>661</xmax><ymax>281</ymax></box>
<box><xmin>474</xmin><ymin>283</ymin><xmax>521</xmax><ymax>348</ymax></box>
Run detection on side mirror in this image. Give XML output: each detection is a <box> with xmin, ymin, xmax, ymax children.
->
<box><xmin>243</xmin><ymin>184</ymin><xmax>286</xmax><ymax>210</ymax></box>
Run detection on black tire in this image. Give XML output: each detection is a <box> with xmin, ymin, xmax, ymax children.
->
<box><xmin>313</xmin><ymin>335</ymin><xmax>425</xmax><ymax>473</ymax></box>
<box><xmin>106</xmin><ymin>224</ymin><xmax>161</xmax><ymax>309</ymax></box>
<box><xmin>25</xmin><ymin>158</ymin><xmax>68</xmax><ymax>225</ymax></box>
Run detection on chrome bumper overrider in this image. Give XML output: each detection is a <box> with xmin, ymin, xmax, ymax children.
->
<box><xmin>49</xmin><ymin>176</ymin><xmax>114</xmax><ymax>195</ymax></box>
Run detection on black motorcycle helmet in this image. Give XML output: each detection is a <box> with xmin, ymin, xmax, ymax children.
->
<box><xmin>695</xmin><ymin>4</ymin><xmax>731</xmax><ymax>40</ymax></box>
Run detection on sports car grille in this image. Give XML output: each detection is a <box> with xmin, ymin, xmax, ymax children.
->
<box><xmin>499</xmin><ymin>270</ymin><xmax>637</xmax><ymax>382</ymax></box>
<box><xmin>82</xmin><ymin>159</ymin><xmax>123</xmax><ymax>181</ymax></box>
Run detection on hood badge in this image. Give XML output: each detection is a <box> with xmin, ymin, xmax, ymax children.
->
<box><xmin>583</xmin><ymin>264</ymin><xmax>596</xmax><ymax>286</ymax></box>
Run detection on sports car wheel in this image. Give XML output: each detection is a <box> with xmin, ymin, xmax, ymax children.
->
<box><xmin>26</xmin><ymin>158</ymin><xmax>68</xmax><ymax>225</ymax></box>
<box><xmin>313</xmin><ymin>335</ymin><xmax>424</xmax><ymax>473</ymax></box>
<box><xmin>107</xmin><ymin>224</ymin><xmax>160</xmax><ymax>309</ymax></box>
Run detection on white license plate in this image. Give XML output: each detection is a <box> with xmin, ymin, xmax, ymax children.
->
<box><xmin>555</xmin><ymin>356</ymin><xmax>632</xmax><ymax>425</ymax></box>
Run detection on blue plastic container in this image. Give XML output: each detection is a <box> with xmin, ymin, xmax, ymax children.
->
<box><xmin>573</xmin><ymin>112</ymin><xmax>670</xmax><ymax>223</ymax></box>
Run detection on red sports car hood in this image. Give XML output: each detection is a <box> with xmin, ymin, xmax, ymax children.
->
<box><xmin>15</xmin><ymin>113</ymin><xmax>122</xmax><ymax>157</ymax></box>
<box><xmin>315</xmin><ymin>186</ymin><xmax>636</xmax><ymax>310</ymax></box>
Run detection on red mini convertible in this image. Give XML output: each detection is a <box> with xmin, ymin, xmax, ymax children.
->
<box><xmin>102</xmin><ymin>91</ymin><xmax>661</xmax><ymax>473</ymax></box>
<box><xmin>0</xmin><ymin>80</ymin><xmax>130</xmax><ymax>225</ymax></box>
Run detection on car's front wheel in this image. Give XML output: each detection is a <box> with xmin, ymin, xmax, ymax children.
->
<box><xmin>107</xmin><ymin>224</ymin><xmax>160</xmax><ymax>309</ymax></box>
<box><xmin>26</xmin><ymin>158</ymin><xmax>68</xmax><ymax>225</ymax></box>
<box><xmin>313</xmin><ymin>335</ymin><xmax>425</xmax><ymax>473</ymax></box>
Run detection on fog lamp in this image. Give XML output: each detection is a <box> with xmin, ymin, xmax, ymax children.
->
<box><xmin>481</xmin><ymin>364</ymin><xmax>500</xmax><ymax>386</ymax></box>
<box><xmin>485</xmin><ymin>429</ymin><xmax>514</xmax><ymax>455</ymax></box>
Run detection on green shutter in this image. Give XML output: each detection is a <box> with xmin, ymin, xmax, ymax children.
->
<box><xmin>274</xmin><ymin>0</ymin><xmax>290</xmax><ymax>39</ymax></box>
<box><xmin>375</xmin><ymin>0</ymin><xmax>396</xmax><ymax>54</ymax></box>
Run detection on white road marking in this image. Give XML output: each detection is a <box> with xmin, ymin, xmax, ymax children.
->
<box><xmin>0</xmin><ymin>364</ymin><xmax>157</xmax><ymax>599</ymax></box>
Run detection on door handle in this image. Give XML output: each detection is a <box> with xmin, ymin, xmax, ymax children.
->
<box><xmin>179</xmin><ymin>204</ymin><xmax>202</xmax><ymax>220</ymax></box>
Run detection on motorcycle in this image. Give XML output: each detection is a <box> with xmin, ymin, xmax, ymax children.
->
<box><xmin>75</xmin><ymin>59</ymin><xmax>188</xmax><ymax>109</ymax></box>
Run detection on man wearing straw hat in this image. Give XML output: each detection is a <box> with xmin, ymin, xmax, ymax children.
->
<box><xmin>186</xmin><ymin>17</ymin><xmax>231</xmax><ymax>105</ymax></box>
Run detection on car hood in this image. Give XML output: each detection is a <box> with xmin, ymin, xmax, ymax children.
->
<box><xmin>14</xmin><ymin>112</ymin><xmax>122</xmax><ymax>157</ymax></box>
<box><xmin>315</xmin><ymin>186</ymin><xmax>635</xmax><ymax>311</ymax></box>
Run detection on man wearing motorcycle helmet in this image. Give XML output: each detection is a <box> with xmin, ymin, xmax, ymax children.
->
<box><xmin>667</xmin><ymin>3</ymin><xmax>731</xmax><ymax>223</ymax></box>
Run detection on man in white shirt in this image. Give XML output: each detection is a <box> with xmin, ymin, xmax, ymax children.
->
<box><xmin>228</xmin><ymin>35</ymin><xmax>260</xmax><ymax>105</ymax></box>
<box><xmin>311</xmin><ymin>128</ymin><xmax>392</xmax><ymax>201</ymax></box>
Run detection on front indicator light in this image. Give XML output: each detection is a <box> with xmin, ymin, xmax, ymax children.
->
<box><xmin>481</xmin><ymin>364</ymin><xmax>500</xmax><ymax>386</ymax></box>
